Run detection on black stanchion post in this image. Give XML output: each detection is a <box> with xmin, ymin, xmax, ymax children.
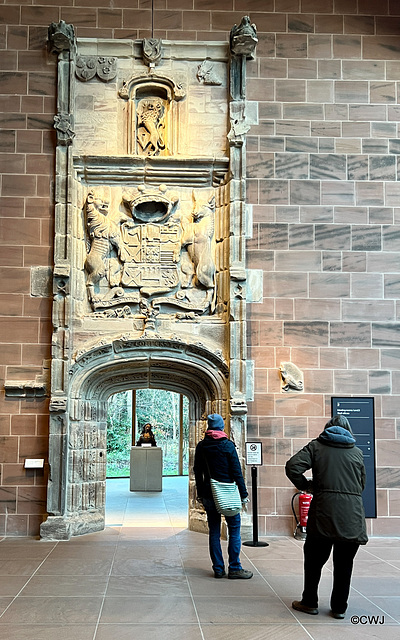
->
<box><xmin>243</xmin><ymin>465</ymin><xmax>269</xmax><ymax>548</ymax></box>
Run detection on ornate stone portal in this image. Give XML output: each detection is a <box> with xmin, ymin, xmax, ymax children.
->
<box><xmin>41</xmin><ymin>18</ymin><xmax>257</xmax><ymax>540</ymax></box>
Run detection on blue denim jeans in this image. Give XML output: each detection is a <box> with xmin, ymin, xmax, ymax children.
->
<box><xmin>203</xmin><ymin>497</ymin><xmax>242</xmax><ymax>573</ymax></box>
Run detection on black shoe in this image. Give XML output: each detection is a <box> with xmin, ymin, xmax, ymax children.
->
<box><xmin>292</xmin><ymin>600</ymin><xmax>319</xmax><ymax>615</ymax></box>
<box><xmin>228</xmin><ymin>569</ymin><xmax>253</xmax><ymax>579</ymax></box>
<box><xmin>331</xmin><ymin>611</ymin><xmax>345</xmax><ymax>619</ymax></box>
<box><xmin>214</xmin><ymin>570</ymin><xmax>226</xmax><ymax>578</ymax></box>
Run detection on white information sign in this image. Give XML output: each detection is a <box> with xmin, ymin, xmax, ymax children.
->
<box><xmin>245</xmin><ymin>442</ymin><xmax>262</xmax><ymax>466</ymax></box>
<box><xmin>24</xmin><ymin>458</ymin><xmax>45</xmax><ymax>469</ymax></box>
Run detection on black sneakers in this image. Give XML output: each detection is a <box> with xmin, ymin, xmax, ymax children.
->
<box><xmin>228</xmin><ymin>569</ymin><xmax>253</xmax><ymax>579</ymax></box>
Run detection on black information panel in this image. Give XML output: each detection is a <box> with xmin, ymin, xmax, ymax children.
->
<box><xmin>331</xmin><ymin>397</ymin><xmax>376</xmax><ymax>518</ymax></box>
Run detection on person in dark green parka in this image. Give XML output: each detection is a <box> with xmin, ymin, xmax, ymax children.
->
<box><xmin>285</xmin><ymin>415</ymin><xmax>368</xmax><ymax>619</ymax></box>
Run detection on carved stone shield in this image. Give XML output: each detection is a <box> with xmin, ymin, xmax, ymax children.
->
<box><xmin>96</xmin><ymin>57</ymin><xmax>117</xmax><ymax>82</ymax></box>
<box><xmin>75</xmin><ymin>56</ymin><xmax>97</xmax><ymax>81</ymax></box>
<box><xmin>121</xmin><ymin>222</ymin><xmax>181</xmax><ymax>294</ymax></box>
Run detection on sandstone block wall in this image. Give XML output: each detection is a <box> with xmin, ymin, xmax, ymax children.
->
<box><xmin>0</xmin><ymin>0</ymin><xmax>399</xmax><ymax>536</ymax></box>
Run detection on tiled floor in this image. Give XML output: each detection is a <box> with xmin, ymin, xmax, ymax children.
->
<box><xmin>0</xmin><ymin>476</ymin><xmax>399</xmax><ymax>640</ymax></box>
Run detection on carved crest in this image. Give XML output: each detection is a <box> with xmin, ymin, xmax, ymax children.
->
<box><xmin>96</xmin><ymin>57</ymin><xmax>117</xmax><ymax>81</ymax></box>
<box><xmin>76</xmin><ymin>56</ymin><xmax>97</xmax><ymax>81</ymax></box>
<box><xmin>143</xmin><ymin>39</ymin><xmax>162</xmax><ymax>66</ymax></box>
<box><xmin>83</xmin><ymin>185</ymin><xmax>217</xmax><ymax>315</ymax></box>
<box><xmin>76</xmin><ymin>56</ymin><xmax>117</xmax><ymax>82</ymax></box>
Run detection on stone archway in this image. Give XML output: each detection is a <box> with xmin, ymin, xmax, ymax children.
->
<box><xmin>41</xmin><ymin>21</ymin><xmax>257</xmax><ymax>540</ymax></box>
<box><xmin>40</xmin><ymin>337</ymin><xmax>231</xmax><ymax>540</ymax></box>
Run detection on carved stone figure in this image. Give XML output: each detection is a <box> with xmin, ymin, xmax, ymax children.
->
<box><xmin>181</xmin><ymin>195</ymin><xmax>216</xmax><ymax>290</ymax></box>
<box><xmin>137</xmin><ymin>97</ymin><xmax>166</xmax><ymax>156</ymax></box>
<box><xmin>84</xmin><ymin>189</ymin><xmax>129</xmax><ymax>303</ymax></box>
<box><xmin>280</xmin><ymin>362</ymin><xmax>304</xmax><ymax>393</ymax></box>
<box><xmin>230</xmin><ymin>16</ymin><xmax>258</xmax><ymax>58</ymax></box>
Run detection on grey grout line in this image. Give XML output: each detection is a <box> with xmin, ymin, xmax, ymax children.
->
<box><xmin>92</xmin><ymin>527</ymin><xmax>122</xmax><ymax>640</ymax></box>
<box><xmin>0</xmin><ymin>540</ymin><xmax>59</xmax><ymax>619</ymax></box>
<box><xmin>242</xmin><ymin>550</ymin><xmax>316</xmax><ymax>640</ymax></box>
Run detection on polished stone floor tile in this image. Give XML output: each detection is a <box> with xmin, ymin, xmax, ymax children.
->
<box><xmin>0</xmin><ymin>596</ymin><xmax>103</xmax><ymax>624</ymax></box>
<box><xmin>201</xmin><ymin>623</ymin><xmax>312</xmax><ymax>640</ymax></box>
<box><xmin>0</xmin><ymin>624</ymin><xmax>97</xmax><ymax>640</ymax></box>
<box><xmin>195</xmin><ymin>595</ymin><xmax>296</xmax><ymax>624</ymax></box>
<box><xmin>110</xmin><ymin>556</ymin><xmax>185</xmax><ymax>576</ymax></box>
<box><xmin>0</xmin><ymin>576</ymin><xmax>29</xmax><ymax>597</ymax></box>
<box><xmin>100</xmin><ymin>595</ymin><xmax>198</xmax><ymax>624</ymax></box>
<box><xmin>95</xmin><ymin>624</ymin><xmax>203</xmax><ymax>640</ymax></box>
<box><xmin>0</xmin><ymin>559</ymin><xmax>44</xmax><ymax>576</ymax></box>
<box><xmin>20</xmin><ymin>575</ymin><xmax>109</xmax><ymax>597</ymax></box>
<box><xmin>106</xmin><ymin>575</ymin><xmax>190</xmax><ymax>597</ymax></box>
<box><xmin>35</xmin><ymin>556</ymin><xmax>114</xmax><ymax>576</ymax></box>
<box><xmin>0</xmin><ymin>479</ymin><xmax>399</xmax><ymax>640</ymax></box>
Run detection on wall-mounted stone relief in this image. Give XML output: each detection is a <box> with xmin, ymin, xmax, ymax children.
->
<box><xmin>75</xmin><ymin>56</ymin><xmax>117</xmax><ymax>82</ymax></box>
<box><xmin>279</xmin><ymin>362</ymin><xmax>304</xmax><ymax>393</ymax></box>
<box><xmin>83</xmin><ymin>184</ymin><xmax>217</xmax><ymax>317</ymax></box>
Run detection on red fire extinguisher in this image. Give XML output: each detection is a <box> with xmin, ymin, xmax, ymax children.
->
<box><xmin>291</xmin><ymin>491</ymin><xmax>312</xmax><ymax>540</ymax></box>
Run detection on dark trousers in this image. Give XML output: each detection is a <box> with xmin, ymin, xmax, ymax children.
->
<box><xmin>302</xmin><ymin>533</ymin><xmax>360</xmax><ymax>613</ymax></box>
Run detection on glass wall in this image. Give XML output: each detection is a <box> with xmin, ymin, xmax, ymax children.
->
<box><xmin>106</xmin><ymin>389</ymin><xmax>189</xmax><ymax>477</ymax></box>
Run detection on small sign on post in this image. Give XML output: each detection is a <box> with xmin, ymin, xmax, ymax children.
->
<box><xmin>245</xmin><ymin>441</ymin><xmax>262</xmax><ymax>466</ymax></box>
<box><xmin>243</xmin><ymin>441</ymin><xmax>268</xmax><ymax>548</ymax></box>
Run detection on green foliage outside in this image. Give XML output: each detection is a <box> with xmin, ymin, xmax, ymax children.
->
<box><xmin>106</xmin><ymin>389</ymin><xmax>189</xmax><ymax>478</ymax></box>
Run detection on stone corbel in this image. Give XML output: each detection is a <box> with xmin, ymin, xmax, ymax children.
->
<box><xmin>279</xmin><ymin>362</ymin><xmax>304</xmax><ymax>393</ymax></box>
<box><xmin>53</xmin><ymin>263</ymin><xmax>71</xmax><ymax>296</ymax></box>
<box><xmin>229</xmin><ymin>16</ymin><xmax>258</xmax><ymax>59</ymax></box>
<box><xmin>4</xmin><ymin>380</ymin><xmax>47</xmax><ymax>398</ymax></box>
<box><xmin>49</xmin><ymin>396</ymin><xmax>68</xmax><ymax>412</ymax></box>
<box><xmin>48</xmin><ymin>20</ymin><xmax>76</xmax><ymax>54</ymax></box>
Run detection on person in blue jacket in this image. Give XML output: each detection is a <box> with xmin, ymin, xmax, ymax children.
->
<box><xmin>285</xmin><ymin>415</ymin><xmax>368</xmax><ymax>619</ymax></box>
<box><xmin>194</xmin><ymin>413</ymin><xmax>253</xmax><ymax>579</ymax></box>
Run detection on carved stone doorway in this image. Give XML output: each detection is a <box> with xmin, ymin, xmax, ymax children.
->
<box><xmin>41</xmin><ymin>341</ymin><xmax>229</xmax><ymax>540</ymax></box>
<box><xmin>42</xmin><ymin>20</ymin><xmax>257</xmax><ymax>540</ymax></box>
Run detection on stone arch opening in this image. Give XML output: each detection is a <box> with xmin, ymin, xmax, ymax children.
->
<box><xmin>40</xmin><ymin>338</ymin><xmax>229</xmax><ymax>540</ymax></box>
